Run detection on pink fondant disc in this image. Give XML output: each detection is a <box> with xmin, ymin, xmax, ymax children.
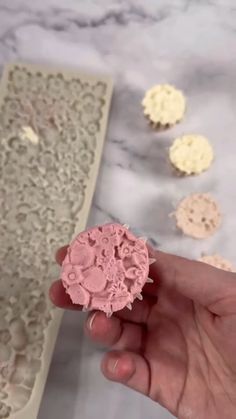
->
<box><xmin>61</xmin><ymin>223</ymin><xmax>149</xmax><ymax>315</ymax></box>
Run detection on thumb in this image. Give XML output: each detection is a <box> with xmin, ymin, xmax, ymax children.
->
<box><xmin>149</xmin><ymin>250</ymin><xmax>236</xmax><ymax>316</ymax></box>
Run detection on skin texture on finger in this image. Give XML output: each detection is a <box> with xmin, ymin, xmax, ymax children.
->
<box><xmin>101</xmin><ymin>351</ymin><xmax>150</xmax><ymax>396</ymax></box>
<box><xmin>150</xmin><ymin>250</ymin><xmax>236</xmax><ymax>315</ymax></box>
<box><xmin>113</xmin><ymin>297</ymin><xmax>156</xmax><ymax>324</ymax></box>
<box><xmin>52</xmin><ymin>246</ymin><xmax>236</xmax><ymax>418</ymax></box>
<box><xmin>85</xmin><ymin>311</ymin><xmax>144</xmax><ymax>352</ymax></box>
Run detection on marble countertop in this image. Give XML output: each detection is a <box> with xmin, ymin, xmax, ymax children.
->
<box><xmin>1</xmin><ymin>1</ymin><xmax>236</xmax><ymax>418</ymax></box>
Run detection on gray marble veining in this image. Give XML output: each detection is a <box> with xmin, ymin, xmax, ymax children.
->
<box><xmin>0</xmin><ymin>1</ymin><xmax>236</xmax><ymax>418</ymax></box>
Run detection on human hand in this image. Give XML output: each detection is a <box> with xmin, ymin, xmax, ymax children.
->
<box><xmin>50</xmin><ymin>246</ymin><xmax>236</xmax><ymax>419</ymax></box>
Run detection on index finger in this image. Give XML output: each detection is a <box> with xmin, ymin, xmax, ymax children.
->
<box><xmin>149</xmin><ymin>249</ymin><xmax>236</xmax><ymax>316</ymax></box>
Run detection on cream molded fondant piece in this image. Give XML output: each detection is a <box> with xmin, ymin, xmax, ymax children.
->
<box><xmin>142</xmin><ymin>84</ymin><xmax>186</xmax><ymax>127</ymax></box>
<box><xmin>169</xmin><ymin>135</ymin><xmax>214</xmax><ymax>175</ymax></box>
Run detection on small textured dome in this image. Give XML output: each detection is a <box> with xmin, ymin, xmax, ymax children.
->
<box><xmin>142</xmin><ymin>84</ymin><xmax>186</xmax><ymax>126</ymax></box>
<box><xmin>169</xmin><ymin>135</ymin><xmax>214</xmax><ymax>175</ymax></box>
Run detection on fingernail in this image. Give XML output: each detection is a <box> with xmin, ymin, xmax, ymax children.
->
<box><xmin>107</xmin><ymin>357</ymin><xmax>119</xmax><ymax>373</ymax></box>
<box><xmin>88</xmin><ymin>312</ymin><xmax>97</xmax><ymax>330</ymax></box>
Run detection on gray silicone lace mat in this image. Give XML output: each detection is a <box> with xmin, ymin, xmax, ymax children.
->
<box><xmin>0</xmin><ymin>63</ymin><xmax>113</xmax><ymax>419</ymax></box>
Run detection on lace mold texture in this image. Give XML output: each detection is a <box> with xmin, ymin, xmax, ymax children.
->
<box><xmin>0</xmin><ymin>63</ymin><xmax>113</xmax><ymax>419</ymax></box>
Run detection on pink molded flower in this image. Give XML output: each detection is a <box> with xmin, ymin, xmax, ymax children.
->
<box><xmin>69</xmin><ymin>242</ymin><xmax>95</xmax><ymax>269</ymax></box>
<box><xmin>89</xmin><ymin>230</ymin><xmax>108</xmax><ymax>246</ymax></box>
<box><xmin>92</xmin><ymin>297</ymin><xmax>111</xmax><ymax>313</ymax></box>
<box><xmin>100</xmin><ymin>233</ymin><xmax>117</xmax><ymax>247</ymax></box>
<box><xmin>130</xmin><ymin>282</ymin><xmax>142</xmax><ymax>294</ymax></box>
<box><xmin>77</xmin><ymin>231</ymin><xmax>90</xmax><ymax>245</ymax></box>
<box><xmin>116</xmin><ymin>260</ymin><xmax>126</xmax><ymax>282</ymax></box>
<box><xmin>90</xmin><ymin>228</ymin><xmax>118</xmax><ymax>248</ymax></box>
<box><xmin>103</xmin><ymin>225</ymin><xmax>122</xmax><ymax>243</ymax></box>
<box><xmin>126</xmin><ymin>266</ymin><xmax>143</xmax><ymax>280</ymax></box>
<box><xmin>100</xmin><ymin>224</ymin><xmax>115</xmax><ymax>235</ymax></box>
<box><xmin>134</xmin><ymin>240</ymin><xmax>146</xmax><ymax>253</ymax></box>
<box><xmin>104</xmin><ymin>258</ymin><xmax>117</xmax><ymax>282</ymax></box>
<box><xmin>124</xmin><ymin>229</ymin><xmax>136</xmax><ymax>242</ymax></box>
<box><xmin>108</xmin><ymin>280</ymin><xmax>128</xmax><ymax>298</ymax></box>
<box><xmin>115</xmin><ymin>225</ymin><xmax>125</xmax><ymax>237</ymax></box>
<box><xmin>61</xmin><ymin>264</ymin><xmax>83</xmax><ymax>288</ymax></box>
<box><xmin>82</xmin><ymin>267</ymin><xmax>107</xmax><ymax>293</ymax></box>
<box><xmin>133</xmin><ymin>252</ymin><xmax>148</xmax><ymax>267</ymax></box>
<box><xmin>67</xmin><ymin>284</ymin><xmax>90</xmax><ymax>306</ymax></box>
<box><xmin>60</xmin><ymin>223</ymin><xmax>150</xmax><ymax>315</ymax></box>
<box><xmin>88</xmin><ymin>229</ymin><xmax>99</xmax><ymax>242</ymax></box>
<box><xmin>96</xmin><ymin>251</ymin><xmax>114</xmax><ymax>268</ymax></box>
<box><xmin>118</xmin><ymin>242</ymin><xmax>134</xmax><ymax>259</ymax></box>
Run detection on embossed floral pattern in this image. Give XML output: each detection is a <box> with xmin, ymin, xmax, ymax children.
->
<box><xmin>61</xmin><ymin>224</ymin><xmax>149</xmax><ymax>315</ymax></box>
<box><xmin>0</xmin><ymin>63</ymin><xmax>112</xmax><ymax>417</ymax></box>
<box><xmin>61</xmin><ymin>264</ymin><xmax>84</xmax><ymax>287</ymax></box>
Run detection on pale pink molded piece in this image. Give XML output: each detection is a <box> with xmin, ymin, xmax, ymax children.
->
<box><xmin>60</xmin><ymin>223</ymin><xmax>149</xmax><ymax>315</ymax></box>
<box><xmin>67</xmin><ymin>284</ymin><xmax>90</xmax><ymax>306</ymax></box>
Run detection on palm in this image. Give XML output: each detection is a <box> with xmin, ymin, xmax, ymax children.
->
<box><xmin>51</xmin><ymin>247</ymin><xmax>236</xmax><ymax>419</ymax></box>
<box><xmin>144</xmin><ymin>287</ymin><xmax>236</xmax><ymax>419</ymax></box>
